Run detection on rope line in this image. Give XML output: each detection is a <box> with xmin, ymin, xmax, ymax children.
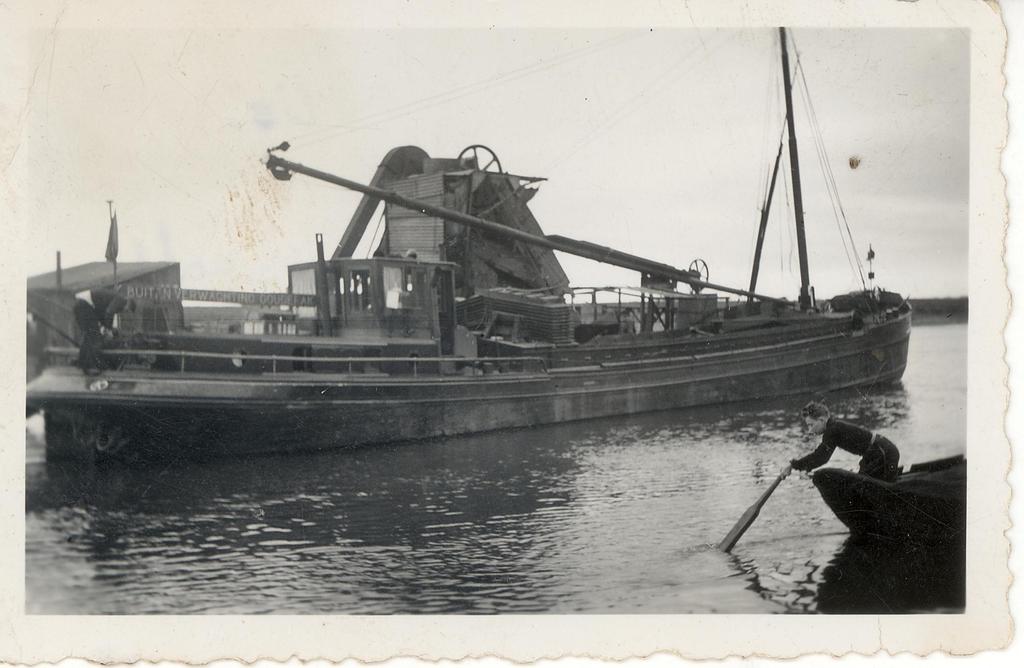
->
<box><xmin>287</xmin><ymin>31</ymin><xmax>645</xmax><ymax>150</ymax></box>
<box><xmin>543</xmin><ymin>33</ymin><xmax>735</xmax><ymax>173</ymax></box>
<box><xmin>364</xmin><ymin>209</ymin><xmax>387</xmax><ymax>259</ymax></box>
<box><xmin>790</xmin><ymin>32</ymin><xmax>867</xmax><ymax>291</ymax></box>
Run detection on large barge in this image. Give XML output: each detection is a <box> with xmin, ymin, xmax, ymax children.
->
<box><xmin>26</xmin><ymin>28</ymin><xmax>912</xmax><ymax>463</ymax></box>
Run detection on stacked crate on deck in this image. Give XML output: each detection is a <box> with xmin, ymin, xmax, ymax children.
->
<box><xmin>457</xmin><ymin>288</ymin><xmax>576</xmax><ymax>345</ymax></box>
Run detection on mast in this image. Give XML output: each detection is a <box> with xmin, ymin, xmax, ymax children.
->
<box><xmin>779</xmin><ymin>27</ymin><xmax>812</xmax><ymax>310</ymax></box>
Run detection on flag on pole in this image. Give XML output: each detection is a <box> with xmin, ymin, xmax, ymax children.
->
<box><xmin>867</xmin><ymin>244</ymin><xmax>875</xmax><ymax>262</ymax></box>
<box><xmin>105</xmin><ymin>208</ymin><xmax>119</xmax><ymax>263</ymax></box>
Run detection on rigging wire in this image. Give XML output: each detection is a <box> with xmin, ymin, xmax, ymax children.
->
<box><xmin>780</xmin><ymin>148</ymin><xmax>794</xmax><ymax>275</ymax></box>
<box><xmin>749</xmin><ymin>125</ymin><xmax>787</xmax><ymax>282</ymax></box>
<box><xmin>762</xmin><ymin>41</ymin><xmax>787</xmax><ymax>198</ymax></box>
<box><xmin>287</xmin><ymin>31</ymin><xmax>645</xmax><ymax>150</ymax></box>
<box><xmin>771</xmin><ymin>49</ymin><xmax>794</xmax><ymax>281</ymax></box>
<box><xmin>794</xmin><ymin>65</ymin><xmax>858</xmax><ymax>282</ymax></box>
<box><xmin>789</xmin><ymin>33</ymin><xmax>868</xmax><ymax>290</ymax></box>
<box><xmin>749</xmin><ymin>35</ymin><xmax>780</xmax><ymax>271</ymax></box>
<box><xmin>778</xmin><ymin>163</ymin><xmax>786</xmax><ymax>274</ymax></box>
<box><xmin>541</xmin><ymin>33</ymin><xmax>734</xmax><ymax>173</ymax></box>
<box><xmin>756</xmin><ymin>37</ymin><xmax>777</xmax><ymax>210</ymax></box>
<box><xmin>801</xmin><ymin>72</ymin><xmax>867</xmax><ymax>289</ymax></box>
<box><xmin>536</xmin><ymin>33</ymin><xmax>738</xmax><ymax>273</ymax></box>
<box><xmin>364</xmin><ymin>209</ymin><xmax>387</xmax><ymax>259</ymax></box>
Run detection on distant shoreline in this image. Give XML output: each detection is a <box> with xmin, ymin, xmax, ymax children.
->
<box><xmin>910</xmin><ymin>297</ymin><xmax>968</xmax><ymax>324</ymax></box>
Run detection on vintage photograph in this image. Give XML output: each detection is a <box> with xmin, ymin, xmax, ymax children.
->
<box><xmin>22</xmin><ymin>22</ymin><xmax>969</xmax><ymax>615</ymax></box>
<box><xmin>3</xmin><ymin>0</ymin><xmax>1012</xmax><ymax>660</ymax></box>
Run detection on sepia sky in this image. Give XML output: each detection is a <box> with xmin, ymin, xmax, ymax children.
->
<box><xmin>10</xmin><ymin>5</ymin><xmax>969</xmax><ymax>300</ymax></box>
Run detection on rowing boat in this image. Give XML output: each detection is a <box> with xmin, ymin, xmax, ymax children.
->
<box><xmin>811</xmin><ymin>455</ymin><xmax>966</xmax><ymax>543</ymax></box>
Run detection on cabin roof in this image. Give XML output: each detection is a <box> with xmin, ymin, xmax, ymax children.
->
<box><xmin>28</xmin><ymin>261</ymin><xmax>179</xmax><ymax>293</ymax></box>
<box><xmin>289</xmin><ymin>257</ymin><xmax>457</xmax><ymax>271</ymax></box>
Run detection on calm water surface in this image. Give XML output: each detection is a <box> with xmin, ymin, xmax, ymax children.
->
<box><xmin>25</xmin><ymin>323</ymin><xmax>966</xmax><ymax>613</ymax></box>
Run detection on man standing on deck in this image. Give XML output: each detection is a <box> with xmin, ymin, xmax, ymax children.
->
<box><xmin>790</xmin><ymin>402</ymin><xmax>901</xmax><ymax>483</ymax></box>
<box><xmin>73</xmin><ymin>288</ymin><xmax>133</xmax><ymax>374</ymax></box>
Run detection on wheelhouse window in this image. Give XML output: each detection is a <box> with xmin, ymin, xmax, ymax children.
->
<box><xmin>403</xmin><ymin>267</ymin><xmax>424</xmax><ymax>308</ymax></box>
<box><xmin>383</xmin><ymin>266</ymin><xmax>403</xmax><ymax>309</ymax></box>
<box><xmin>289</xmin><ymin>266</ymin><xmax>317</xmax><ymax>319</ymax></box>
<box><xmin>348</xmin><ymin>270</ymin><xmax>372</xmax><ymax>311</ymax></box>
<box><xmin>382</xmin><ymin>265</ymin><xmax>424</xmax><ymax>309</ymax></box>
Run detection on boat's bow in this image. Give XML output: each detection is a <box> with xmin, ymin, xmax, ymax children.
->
<box><xmin>812</xmin><ymin>459</ymin><xmax>965</xmax><ymax>543</ymax></box>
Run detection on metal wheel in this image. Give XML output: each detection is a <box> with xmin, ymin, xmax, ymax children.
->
<box><xmin>688</xmin><ymin>258</ymin><xmax>710</xmax><ymax>293</ymax></box>
<box><xmin>457</xmin><ymin>145</ymin><xmax>504</xmax><ymax>173</ymax></box>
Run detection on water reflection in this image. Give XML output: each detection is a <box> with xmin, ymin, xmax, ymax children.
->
<box><xmin>29</xmin><ymin>437</ymin><xmax>583</xmax><ymax>613</ymax></box>
<box><xmin>30</xmin><ymin>410</ymin><xmax>786</xmax><ymax>613</ymax></box>
<box><xmin>814</xmin><ymin>535</ymin><xmax>966</xmax><ymax>613</ymax></box>
<box><xmin>734</xmin><ymin>529</ymin><xmax>965</xmax><ymax>614</ymax></box>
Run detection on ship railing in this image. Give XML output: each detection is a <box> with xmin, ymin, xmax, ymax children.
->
<box><xmin>569</xmin><ymin>285</ymin><xmax>728</xmax><ymax>332</ymax></box>
<box><xmin>44</xmin><ymin>346</ymin><xmax>547</xmax><ymax>377</ymax></box>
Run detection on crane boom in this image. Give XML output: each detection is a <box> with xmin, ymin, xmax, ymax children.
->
<box><xmin>265</xmin><ymin>151</ymin><xmax>786</xmax><ymax>303</ymax></box>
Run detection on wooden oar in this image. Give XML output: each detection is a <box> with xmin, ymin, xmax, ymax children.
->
<box><xmin>717</xmin><ymin>464</ymin><xmax>792</xmax><ymax>553</ymax></box>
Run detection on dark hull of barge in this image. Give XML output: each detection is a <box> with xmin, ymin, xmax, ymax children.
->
<box><xmin>29</xmin><ymin>310</ymin><xmax>910</xmax><ymax>463</ymax></box>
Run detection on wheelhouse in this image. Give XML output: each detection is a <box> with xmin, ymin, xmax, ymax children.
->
<box><xmin>288</xmin><ymin>256</ymin><xmax>458</xmax><ymax>353</ymax></box>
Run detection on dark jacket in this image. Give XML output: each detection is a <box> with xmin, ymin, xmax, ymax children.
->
<box><xmin>793</xmin><ymin>418</ymin><xmax>901</xmax><ymax>482</ymax></box>
<box><xmin>74</xmin><ymin>288</ymin><xmax>127</xmax><ymax>372</ymax></box>
<box><xmin>89</xmin><ymin>288</ymin><xmax>128</xmax><ymax>330</ymax></box>
<box><xmin>792</xmin><ymin>418</ymin><xmax>876</xmax><ymax>471</ymax></box>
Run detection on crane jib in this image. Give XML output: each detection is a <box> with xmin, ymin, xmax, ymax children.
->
<box><xmin>265</xmin><ymin>152</ymin><xmax>787</xmax><ymax>304</ymax></box>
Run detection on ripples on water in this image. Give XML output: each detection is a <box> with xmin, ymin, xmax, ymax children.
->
<box><xmin>25</xmin><ymin>324</ymin><xmax>966</xmax><ymax>614</ymax></box>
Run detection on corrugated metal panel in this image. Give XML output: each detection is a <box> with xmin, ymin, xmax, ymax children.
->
<box><xmin>387</xmin><ymin>208</ymin><xmax>441</xmax><ymax>220</ymax></box>
<box><xmin>388</xmin><ymin>215</ymin><xmax>443</xmax><ymax>261</ymax></box>
<box><xmin>389</xmin><ymin>172</ymin><xmax>445</xmax><ymax>203</ymax></box>
<box><xmin>386</xmin><ymin>172</ymin><xmax>446</xmax><ymax>260</ymax></box>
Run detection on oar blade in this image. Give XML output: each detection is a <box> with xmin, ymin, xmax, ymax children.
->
<box><xmin>717</xmin><ymin>507</ymin><xmax>758</xmax><ymax>552</ymax></box>
<box><xmin>717</xmin><ymin>465</ymin><xmax>792</xmax><ymax>553</ymax></box>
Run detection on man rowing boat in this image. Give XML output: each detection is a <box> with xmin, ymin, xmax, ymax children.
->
<box><xmin>790</xmin><ymin>401</ymin><xmax>901</xmax><ymax>483</ymax></box>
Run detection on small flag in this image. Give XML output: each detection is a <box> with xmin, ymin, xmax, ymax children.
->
<box><xmin>105</xmin><ymin>209</ymin><xmax>118</xmax><ymax>263</ymax></box>
<box><xmin>867</xmin><ymin>244</ymin><xmax>875</xmax><ymax>262</ymax></box>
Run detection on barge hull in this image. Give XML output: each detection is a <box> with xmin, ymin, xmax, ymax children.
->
<box><xmin>31</xmin><ymin>314</ymin><xmax>910</xmax><ymax>462</ymax></box>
